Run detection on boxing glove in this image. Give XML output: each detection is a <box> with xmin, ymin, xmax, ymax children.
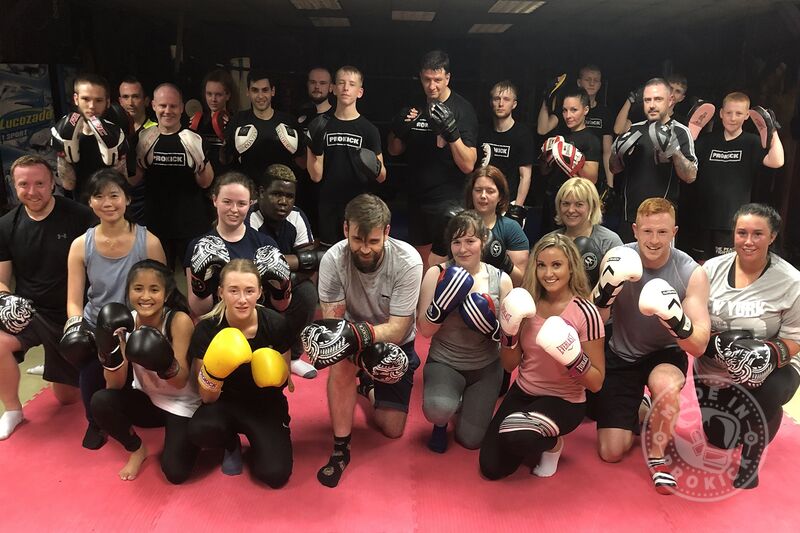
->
<box><xmin>234</xmin><ymin>125</ymin><xmax>258</xmax><ymax>155</ymax></box>
<box><xmin>459</xmin><ymin>292</ymin><xmax>501</xmax><ymax>342</ymax></box>
<box><xmin>592</xmin><ymin>246</ymin><xmax>642</xmax><ymax>308</ymax></box>
<box><xmin>499</xmin><ymin>287</ymin><xmax>536</xmax><ymax>348</ymax></box>
<box><xmin>723</xmin><ymin>337</ymin><xmax>791</xmax><ymax>388</ymax></box>
<box><xmin>307</xmin><ymin>113</ymin><xmax>330</xmax><ymax>155</ymax></box>
<box><xmin>551</xmin><ymin>140</ymin><xmax>585</xmax><ymax>177</ymax></box>
<box><xmin>355</xmin><ymin>342</ymin><xmax>409</xmax><ymax>384</ymax></box>
<box><xmin>610</xmin><ymin>130</ymin><xmax>642</xmax><ymax>171</ymax></box>
<box><xmin>96</xmin><ymin>302</ymin><xmax>134</xmax><ymax>371</ymax></box>
<box><xmin>483</xmin><ymin>234</ymin><xmax>514</xmax><ymax>275</ymax></box>
<box><xmin>211</xmin><ymin>110</ymin><xmax>229</xmax><ymax>141</ymax></box>
<box><xmin>353</xmin><ymin>147</ymin><xmax>381</xmax><ymax>183</ymax></box>
<box><xmin>506</xmin><ymin>204</ymin><xmax>527</xmax><ymax>229</ymax></box>
<box><xmin>87</xmin><ymin>116</ymin><xmax>126</xmax><ymax>167</ymax></box>
<box><xmin>198</xmin><ymin>327</ymin><xmax>253</xmax><ymax>392</ymax></box>
<box><xmin>390</xmin><ymin>107</ymin><xmax>417</xmax><ymax>140</ymax></box>
<box><xmin>648</xmin><ymin>121</ymin><xmax>681</xmax><ymax>164</ymax></box>
<box><xmin>295</xmin><ymin>247</ymin><xmax>328</xmax><ymax>273</ymax></box>
<box><xmin>251</xmin><ymin>347</ymin><xmax>289</xmax><ymax>388</ymax></box>
<box><xmin>300</xmin><ymin>318</ymin><xmax>375</xmax><ymax>370</ymax></box>
<box><xmin>541</xmin><ymin>135</ymin><xmax>565</xmax><ymax>163</ymax></box>
<box><xmin>428</xmin><ymin>102</ymin><xmax>460</xmax><ymax>143</ymax></box>
<box><xmin>639</xmin><ymin>278</ymin><xmax>693</xmax><ymax>339</ymax></box>
<box><xmin>178</xmin><ymin>129</ymin><xmax>206</xmax><ymax>172</ymax></box>
<box><xmin>59</xmin><ymin>316</ymin><xmax>96</xmax><ymax>369</ymax></box>
<box><xmin>51</xmin><ymin>112</ymin><xmax>84</xmax><ymax>163</ymax></box>
<box><xmin>537</xmin><ymin>316</ymin><xmax>591</xmax><ymax>378</ymax></box>
<box><xmin>0</xmin><ymin>291</ymin><xmax>35</xmax><ymax>335</ymax></box>
<box><xmin>254</xmin><ymin>246</ymin><xmax>291</xmax><ymax>304</ymax></box>
<box><xmin>190</xmin><ymin>235</ymin><xmax>230</xmax><ymax>298</ymax></box>
<box><xmin>126</xmin><ymin>326</ymin><xmax>180</xmax><ymax>379</ymax></box>
<box><xmin>749</xmin><ymin>106</ymin><xmax>780</xmax><ymax>150</ymax></box>
<box><xmin>136</xmin><ymin>126</ymin><xmax>160</xmax><ymax>169</ymax></box>
<box><xmin>574</xmin><ymin>237</ymin><xmax>602</xmax><ymax>288</ymax></box>
<box><xmin>425</xmin><ymin>266</ymin><xmax>474</xmax><ymax>324</ymax></box>
<box><xmin>628</xmin><ymin>87</ymin><xmax>644</xmax><ymax>106</ymax></box>
<box><xmin>276</xmin><ymin>123</ymin><xmax>299</xmax><ymax>154</ymax></box>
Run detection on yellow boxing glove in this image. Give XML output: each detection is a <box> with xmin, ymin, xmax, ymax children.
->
<box><xmin>251</xmin><ymin>348</ymin><xmax>289</xmax><ymax>388</ymax></box>
<box><xmin>199</xmin><ymin>327</ymin><xmax>252</xmax><ymax>392</ymax></box>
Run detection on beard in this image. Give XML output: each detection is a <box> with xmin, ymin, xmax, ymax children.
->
<box><xmin>310</xmin><ymin>93</ymin><xmax>329</xmax><ymax>105</ymax></box>
<box><xmin>352</xmin><ymin>250</ymin><xmax>383</xmax><ymax>273</ymax></box>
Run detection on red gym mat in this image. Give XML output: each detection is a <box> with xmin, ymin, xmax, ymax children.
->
<box><xmin>2</xmin><ymin>337</ymin><xmax>799</xmax><ymax>531</ymax></box>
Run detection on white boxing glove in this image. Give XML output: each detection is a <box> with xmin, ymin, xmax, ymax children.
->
<box><xmin>639</xmin><ymin>278</ymin><xmax>693</xmax><ymax>339</ymax></box>
<box><xmin>592</xmin><ymin>246</ymin><xmax>643</xmax><ymax>308</ymax></box>
<box><xmin>136</xmin><ymin>126</ymin><xmax>160</xmax><ymax>169</ymax></box>
<box><xmin>178</xmin><ymin>129</ymin><xmax>206</xmax><ymax>172</ymax></box>
<box><xmin>276</xmin><ymin>123</ymin><xmax>299</xmax><ymax>154</ymax></box>
<box><xmin>536</xmin><ymin>316</ymin><xmax>591</xmax><ymax>378</ymax></box>
<box><xmin>499</xmin><ymin>287</ymin><xmax>536</xmax><ymax>348</ymax></box>
<box><xmin>234</xmin><ymin>125</ymin><xmax>258</xmax><ymax>155</ymax></box>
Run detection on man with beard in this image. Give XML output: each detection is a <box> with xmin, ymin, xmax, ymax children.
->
<box><xmin>313</xmin><ymin>194</ymin><xmax>423</xmax><ymax>487</ymax></box>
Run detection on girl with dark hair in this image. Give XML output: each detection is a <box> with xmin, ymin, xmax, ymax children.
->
<box><xmin>90</xmin><ymin>259</ymin><xmax>198</xmax><ymax>483</ymax></box>
<box><xmin>65</xmin><ymin>168</ymin><xmax>165</xmax><ymax>450</ymax></box>
<box><xmin>696</xmin><ymin>203</ymin><xmax>800</xmax><ymax>489</ymax></box>
<box><xmin>417</xmin><ymin>210</ymin><xmax>513</xmax><ymax>453</ymax></box>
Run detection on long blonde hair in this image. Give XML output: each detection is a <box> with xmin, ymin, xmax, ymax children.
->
<box><xmin>201</xmin><ymin>258</ymin><xmax>262</xmax><ymax>325</ymax></box>
<box><xmin>523</xmin><ymin>233</ymin><xmax>590</xmax><ymax>302</ymax></box>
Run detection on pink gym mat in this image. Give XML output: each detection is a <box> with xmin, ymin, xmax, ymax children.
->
<box><xmin>2</xmin><ymin>337</ymin><xmax>798</xmax><ymax>531</ymax></box>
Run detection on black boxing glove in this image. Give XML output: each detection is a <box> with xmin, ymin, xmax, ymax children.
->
<box><xmin>429</xmin><ymin>102</ymin><xmax>460</xmax><ymax>143</ymax></box>
<box><xmin>391</xmin><ymin>107</ymin><xmax>417</xmax><ymax>140</ymax></box>
<box><xmin>483</xmin><ymin>233</ymin><xmax>514</xmax><ymax>275</ymax></box>
<box><xmin>506</xmin><ymin>204</ymin><xmax>527</xmax><ymax>229</ymax></box>
<box><xmin>59</xmin><ymin>316</ymin><xmax>96</xmax><ymax>369</ymax></box>
<box><xmin>96</xmin><ymin>302</ymin><xmax>134</xmax><ymax>371</ymax></box>
<box><xmin>307</xmin><ymin>114</ymin><xmax>330</xmax><ymax>156</ymax></box>
<box><xmin>190</xmin><ymin>235</ymin><xmax>230</xmax><ymax>298</ymax></box>
<box><xmin>301</xmin><ymin>318</ymin><xmax>375</xmax><ymax>370</ymax></box>
<box><xmin>355</xmin><ymin>342</ymin><xmax>409</xmax><ymax>384</ymax></box>
<box><xmin>126</xmin><ymin>326</ymin><xmax>180</xmax><ymax>379</ymax></box>
<box><xmin>295</xmin><ymin>247</ymin><xmax>328</xmax><ymax>273</ymax></box>
<box><xmin>254</xmin><ymin>246</ymin><xmax>292</xmax><ymax>304</ymax></box>
<box><xmin>574</xmin><ymin>237</ymin><xmax>602</xmax><ymax>288</ymax></box>
<box><xmin>0</xmin><ymin>292</ymin><xmax>35</xmax><ymax>335</ymax></box>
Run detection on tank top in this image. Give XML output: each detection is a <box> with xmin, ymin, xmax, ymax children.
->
<box><xmin>428</xmin><ymin>261</ymin><xmax>502</xmax><ymax>370</ymax></box>
<box><xmin>83</xmin><ymin>224</ymin><xmax>148</xmax><ymax>327</ymax></box>
<box><xmin>130</xmin><ymin>309</ymin><xmax>202</xmax><ymax>418</ymax></box>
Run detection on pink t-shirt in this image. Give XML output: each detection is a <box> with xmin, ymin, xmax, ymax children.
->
<box><xmin>515</xmin><ymin>297</ymin><xmax>604</xmax><ymax>403</ymax></box>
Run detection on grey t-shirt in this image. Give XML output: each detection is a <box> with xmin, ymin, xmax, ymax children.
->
<box><xmin>549</xmin><ymin>224</ymin><xmax>623</xmax><ymax>273</ymax></box>
<box><xmin>318</xmin><ymin>236</ymin><xmax>423</xmax><ymax>345</ymax></box>
<box><xmin>695</xmin><ymin>252</ymin><xmax>800</xmax><ymax>383</ymax></box>
<box><xmin>610</xmin><ymin>244</ymin><xmax>699</xmax><ymax>363</ymax></box>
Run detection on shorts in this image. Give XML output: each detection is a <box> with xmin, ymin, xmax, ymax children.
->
<box><xmin>373</xmin><ymin>341</ymin><xmax>421</xmax><ymax>413</ymax></box>
<box><xmin>686</xmin><ymin>228</ymin><xmax>732</xmax><ymax>262</ymax></box>
<box><xmin>14</xmin><ymin>313</ymin><xmax>79</xmax><ymax>387</ymax></box>
<box><xmin>588</xmin><ymin>345</ymin><xmax>687</xmax><ymax>431</ymax></box>
<box><xmin>408</xmin><ymin>201</ymin><xmax>460</xmax><ymax>247</ymax></box>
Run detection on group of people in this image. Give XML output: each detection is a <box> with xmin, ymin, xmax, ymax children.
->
<box><xmin>0</xmin><ymin>49</ymin><xmax>796</xmax><ymax>497</ymax></box>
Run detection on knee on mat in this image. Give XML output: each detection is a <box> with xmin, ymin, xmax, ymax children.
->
<box><xmin>253</xmin><ymin>462</ymin><xmax>292</xmax><ymax>489</ymax></box>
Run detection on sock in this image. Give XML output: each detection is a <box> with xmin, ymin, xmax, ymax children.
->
<box><xmin>317</xmin><ymin>435</ymin><xmax>351</xmax><ymax>488</ymax></box>
<box><xmin>532</xmin><ymin>439</ymin><xmax>563</xmax><ymax>478</ymax></box>
<box><xmin>356</xmin><ymin>371</ymin><xmax>375</xmax><ymax>402</ymax></box>
<box><xmin>222</xmin><ymin>436</ymin><xmax>243</xmax><ymax>476</ymax></box>
<box><xmin>647</xmin><ymin>457</ymin><xmax>676</xmax><ymax>495</ymax></box>
<box><xmin>82</xmin><ymin>422</ymin><xmax>107</xmax><ymax>450</ymax></box>
<box><xmin>0</xmin><ymin>410</ymin><xmax>23</xmax><ymax>440</ymax></box>
<box><xmin>427</xmin><ymin>424</ymin><xmax>448</xmax><ymax>454</ymax></box>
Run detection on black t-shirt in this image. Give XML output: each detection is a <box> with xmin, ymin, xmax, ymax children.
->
<box><xmin>183</xmin><ymin>226</ymin><xmax>278</xmax><ymax>268</ymax></box>
<box><xmin>318</xmin><ymin>114</ymin><xmax>382</xmax><ymax>203</ymax></box>
<box><xmin>585</xmin><ymin>104</ymin><xmax>614</xmax><ymax>139</ymax></box>
<box><xmin>224</xmin><ymin>109</ymin><xmax>300</xmax><ymax>184</ymax></box>
<box><xmin>620</xmin><ymin>119</ymin><xmax>697</xmax><ymax>221</ymax></box>
<box><xmin>143</xmin><ymin>129</ymin><xmax>212</xmax><ymax>240</ymax></box>
<box><xmin>0</xmin><ymin>197</ymin><xmax>95</xmax><ymax>323</ymax></box>
<box><xmin>694</xmin><ymin>130</ymin><xmax>766</xmax><ymax>230</ymax></box>
<box><xmin>402</xmin><ymin>91</ymin><xmax>478</xmax><ymax>204</ymax></box>
<box><xmin>546</xmin><ymin>128</ymin><xmax>602</xmax><ymax>192</ymax></box>
<box><xmin>190</xmin><ymin>306</ymin><xmax>291</xmax><ymax>409</ymax></box>
<box><xmin>478</xmin><ymin>121</ymin><xmax>535</xmax><ymax>202</ymax></box>
<box><xmin>71</xmin><ymin>120</ymin><xmax>130</xmax><ymax>202</ymax></box>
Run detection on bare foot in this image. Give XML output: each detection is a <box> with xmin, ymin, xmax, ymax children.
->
<box><xmin>119</xmin><ymin>443</ymin><xmax>148</xmax><ymax>481</ymax></box>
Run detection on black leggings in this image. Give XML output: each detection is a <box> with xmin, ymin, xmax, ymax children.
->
<box><xmin>695</xmin><ymin>365</ymin><xmax>800</xmax><ymax>467</ymax></box>
<box><xmin>284</xmin><ymin>278</ymin><xmax>318</xmax><ymax>359</ymax></box>
<box><xmin>188</xmin><ymin>399</ymin><xmax>292</xmax><ymax>488</ymax></box>
<box><xmin>90</xmin><ymin>388</ymin><xmax>199</xmax><ymax>484</ymax></box>
<box><xmin>480</xmin><ymin>383</ymin><xmax>586</xmax><ymax>480</ymax></box>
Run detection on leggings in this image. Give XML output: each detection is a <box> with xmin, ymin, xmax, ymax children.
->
<box><xmin>695</xmin><ymin>364</ymin><xmax>800</xmax><ymax>469</ymax></box>
<box><xmin>479</xmin><ymin>383</ymin><xmax>586</xmax><ymax>480</ymax></box>
<box><xmin>90</xmin><ymin>387</ymin><xmax>199</xmax><ymax>484</ymax></box>
<box><xmin>188</xmin><ymin>399</ymin><xmax>293</xmax><ymax>489</ymax></box>
<box><xmin>423</xmin><ymin>358</ymin><xmax>503</xmax><ymax>449</ymax></box>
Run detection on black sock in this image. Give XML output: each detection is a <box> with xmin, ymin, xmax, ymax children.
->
<box><xmin>317</xmin><ymin>435</ymin><xmax>351</xmax><ymax>488</ymax></box>
<box><xmin>82</xmin><ymin>422</ymin><xmax>107</xmax><ymax>451</ymax></box>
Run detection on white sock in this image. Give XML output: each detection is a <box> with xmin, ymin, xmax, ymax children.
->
<box><xmin>0</xmin><ymin>410</ymin><xmax>24</xmax><ymax>440</ymax></box>
<box><xmin>533</xmin><ymin>439</ymin><xmax>563</xmax><ymax>478</ymax></box>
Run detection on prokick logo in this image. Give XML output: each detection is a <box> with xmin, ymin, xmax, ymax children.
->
<box><xmin>641</xmin><ymin>373</ymin><xmax>768</xmax><ymax>501</ymax></box>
